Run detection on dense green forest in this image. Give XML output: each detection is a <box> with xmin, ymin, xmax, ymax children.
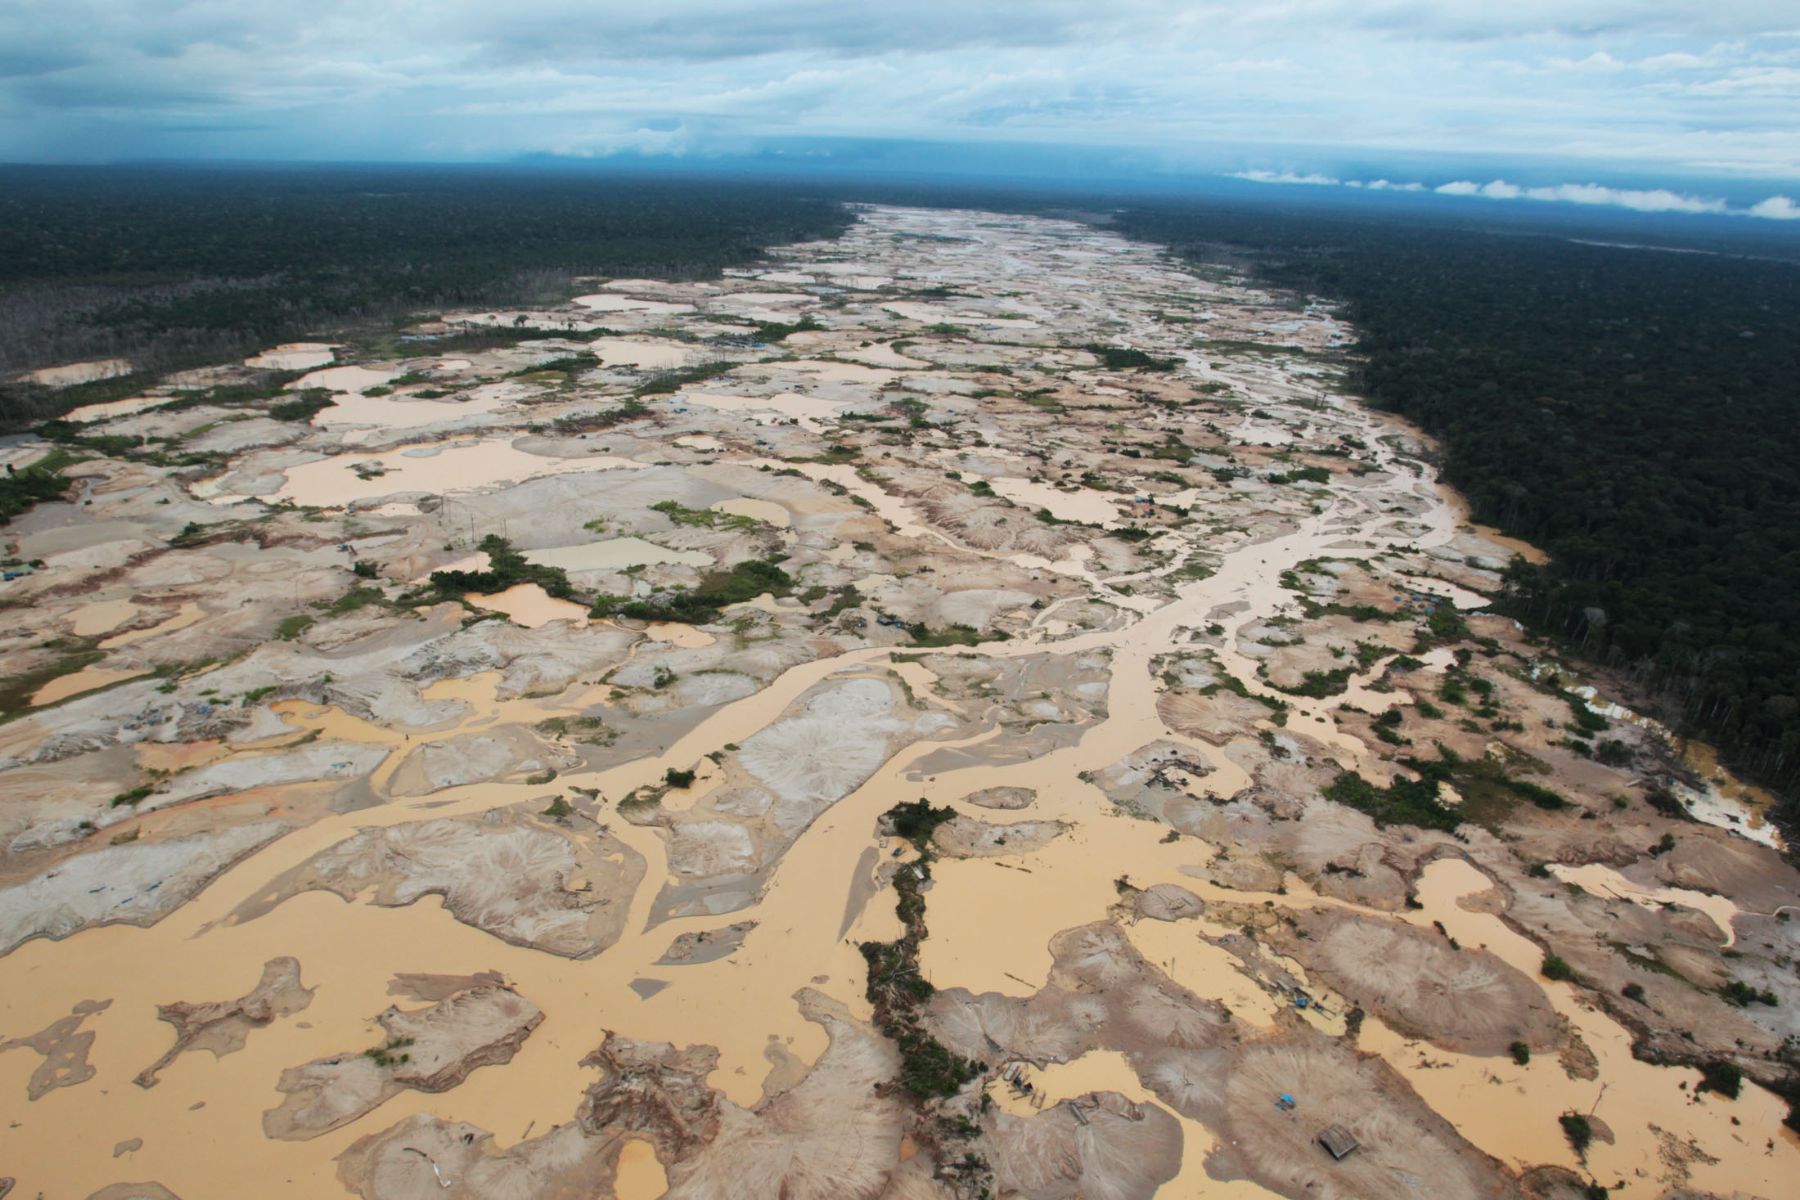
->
<box><xmin>6</xmin><ymin>163</ymin><xmax>1798</xmax><ymax>829</ymax></box>
<box><xmin>0</xmin><ymin>165</ymin><xmax>850</xmax><ymax>426</ymax></box>
<box><xmin>1110</xmin><ymin>201</ymin><xmax>1800</xmax><ymax>827</ymax></box>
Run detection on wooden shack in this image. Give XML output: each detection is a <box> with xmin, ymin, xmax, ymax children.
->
<box><xmin>1317</xmin><ymin>1124</ymin><xmax>1360</xmax><ymax>1160</ymax></box>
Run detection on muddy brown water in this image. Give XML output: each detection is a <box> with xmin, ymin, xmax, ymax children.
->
<box><xmin>2</xmin><ymin>205</ymin><xmax>1795</xmax><ymax>1199</ymax></box>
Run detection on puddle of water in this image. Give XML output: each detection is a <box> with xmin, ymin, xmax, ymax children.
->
<box><xmin>99</xmin><ymin>602</ymin><xmax>207</xmax><ymax>650</ymax></box>
<box><xmin>314</xmin><ymin>390</ymin><xmax>504</xmax><ymax>432</ymax></box>
<box><xmin>1549</xmin><ymin>863</ymin><xmax>1739</xmax><ymax>946</ymax></box>
<box><xmin>465</xmin><ymin>584</ymin><xmax>589</xmax><ymax>629</ymax></box>
<box><xmin>290</xmin><ymin>364</ymin><xmax>397</xmax><ymax>393</ymax></box>
<box><xmin>13</xmin><ymin>202</ymin><xmax>1798</xmax><ymax>1200</ymax></box>
<box><xmin>644</xmin><ymin>623</ymin><xmax>716</xmax><ymax>649</ymax></box>
<box><xmin>685</xmin><ymin>391</ymin><xmax>843</xmax><ymax>430</ymax></box>
<box><xmin>985</xmin><ymin>476</ymin><xmax>1118</xmax><ymax>526</ymax></box>
<box><xmin>22</xmin><ymin>358</ymin><xmax>131</xmax><ymax>387</ymax></box>
<box><xmin>68</xmin><ymin>598</ymin><xmax>137</xmax><ymax>638</ymax></box>
<box><xmin>62</xmin><ymin>394</ymin><xmax>167</xmax><ymax>423</ymax></box>
<box><xmin>573</xmin><ymin>294</ymin><xmax>695</xmax><ymax>316</ymax></box>
<box><xmin>591</xmin><ymin>338</ymin><xmax>695</xmax><ymax>369</ymax></box>
<box><xmin>989</xmin><ymin>1050</ymin><xmax>1283</xmax><ymax>1199</ymax></box>
<box><xmin>263</xmin><ymin>441</ymin><xmax>642</xmax><ymax>507</ymax></box>
<box><xmin>245</xmin><ymin>343</ymin><xmax>336</xmax><ymax>371</ymax></box>
<box><xmin>1394</xmin><ymin>858</ymin><xmax>1800</xmax><ymax>1190</ymax></box>
<box><xmin>614</xmin><ymin>1138</ymin><xmax>667</xmax><ymax>1198</ymax></box>
<box><xmin>30</xmin><ymin>665</ymin><xmax>149</xmax><ymax>707</ymax></box>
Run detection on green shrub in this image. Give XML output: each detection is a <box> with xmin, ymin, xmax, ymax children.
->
<box><xmin>1698</xmin><ymin>1060</ymin><xmax>1742</xmax><ymax>1099</ymax></box>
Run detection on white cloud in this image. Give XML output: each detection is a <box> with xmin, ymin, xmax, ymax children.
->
<box><xmin>1749</xmin><ymin>194</ymin><xmax>1800</xmax><ymax>218</ymax></box>
<box><xmin>0</xmin><ymin>0</ymin><xmax>1797</xmax><ymax>180</ymax></box>
<box><xmin>1244</xmin><ymin>171</ymin><xmax>1796</xmax><ymax>219</ymax></box>
<box><xmin>1530</xmin><ymin>182</ymin><xmax>1726</xmax><ymax>212</ymax></box>
<box><xmin>1546</xmin><ymin>51</ymin><xmax>1624</xmax><ymax>71</ymax></box>
<box><xmin>1435</xmin><ymin>178</ymin><xmax>1725</xmax><ymax>212</ymax></box>
<box><xmin>1231</xmin><ymin>169</ymin><xmax>1340</xmax><ymax>185</ymax></box>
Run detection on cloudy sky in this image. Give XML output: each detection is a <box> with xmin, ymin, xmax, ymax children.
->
<box><xmin>3</xmin><ymin>1</ymin><xmax>1797</xmax><ymax>202</ymax></box>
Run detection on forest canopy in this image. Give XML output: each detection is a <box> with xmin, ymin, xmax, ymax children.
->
<box><xmin>1110</xmin><ymin>200</ymin><xmax>1800</xmax><ymax>825</ymax></box>
<box><xmin>0</xmin><ymin>164</ymin><xmax>850</xmax><ymax>426</ymax></box>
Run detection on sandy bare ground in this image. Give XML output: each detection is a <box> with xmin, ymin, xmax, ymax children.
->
<box><xmin>0</xmin><ymin>205</ymin><xmax>1795</xmax><ymax>1200</ymax></box>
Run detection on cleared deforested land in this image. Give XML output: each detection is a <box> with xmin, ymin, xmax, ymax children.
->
<box><xmin>0</xmin><ymin>206</ymin><xmax>1796</xmax><ymax>1200</ymax></box>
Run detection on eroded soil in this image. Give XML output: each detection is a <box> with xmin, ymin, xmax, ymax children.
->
<box><xmin>2</xmin><ymin>207</ymin><xmax>1796</xmax><ymax>1199</ymax></box>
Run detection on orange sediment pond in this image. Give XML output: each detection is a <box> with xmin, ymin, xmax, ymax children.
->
<box><xmin>464</xmin><ymin>583</ymin><xmax>589</xmax><ymax>628</ymax></box>
<box><xmin>614</xmin><ymin>1138</ymin><xmax>668</xmax><ymax>1198</ymax></box>
<box><xmin>263</xmin><ymin>439</ymin><xmax>643</xmax><ymax>507</ymax></box>
<box><xmin>30</xmin><ymin>664</ymin><xmax>150</xmax><ymax>707</ymax></box>
<box><xmin>1390</xmin><ymin>858</ymin><xmax>1798</xmax><ymax>1189</ymax></box>
<box><xmin>6</xmin><ymin>204</ymin><xmax>1799</xmax><ymax>1200</ymax></box>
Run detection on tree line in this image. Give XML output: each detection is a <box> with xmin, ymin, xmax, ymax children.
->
<box><xmin>0</xmin><ymin>164</ymin><xmax>851</xmax><ymax>428</ymax></box>
<box><xmin>1109</xmin><ymin>198</ymin><xmax>1800</xmax><ymax>831</ymax></box>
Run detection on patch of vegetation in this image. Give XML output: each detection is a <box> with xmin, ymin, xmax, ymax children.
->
<box><xmin>633</xmin><ymin>359</ymin><xmax>738</xmax><ymax>398</ymax></box>
<box><xmin>1115</xmin><ymin>199</ymin><xmax>1800</xmax><ymax>829</ymax></box>
<box><xmin>590</xmin><ymin>556</ymin><xmax>794</xmax><ymax>625</ymax></box>
<box><xmin>860</xmin><ymin>801</ymin><xmax>985</xmax><ymax>1113</ymax></box>
<box><xmin>0</xmin><ymin>165</ymin><xmax>851</xmax><ymax>430</ymax></box>
<box><xmin>1269</xmin><ymin>465</ymin><xmax>1330</xmax><ymax>485</ymax></box>
<box><xmin>1272</xmin><ymin>666</ymin><xmax>1354</xmax><ymax>698</ymax></box>
<box><xmin>0</xmin><ymin>449</ymin><xmax>75</xmax><ymax>523</ymax></box>
<box><xmin>415</xmin><ymin>534</ymin><xmax>574</xmax><ymax>602</ymax></box>
<box><xmin>1082</xmin><ymin>343</ymin><xmax>1178</xmax><ymax>372</ymax></box>
<box><xmin>1397</xmin><ymin>745</ymin><xmax>1567</xmax><ymax>827</ymax></box>
<box><xmin>1721</xmin><ymin>979</ymin><xmax>1779</xmax><ymax>1007</ymax></box>
<box><xmin>664</xmin><ymin>767</ymin><xmax>697</xmax><ymax>789</ymax></box>
<box><xmin>0</xmin><ymin>643</ymin><xmax>105</xmax><ymax>716</ymax></box>
<box><xmin>552</xmin><ymin>398</ymin><xmax>650</xmax><ymax>433</ymax></box>
<box><xmin>1559</xmin><ymin>1112</ymin><xmax>1592</xmax><ymax>1155</ymax></box>
<box><xmin>1698</xmin><ymin>1060</ymin><xmax>1743</xmax><ymax>1099</ymax></box>
<box><xmin>267</xmin><ymin>389</ymin><xmax>335</xmax><ymax>421</ymax></box>
<box><xmin>1321</xmin><ymin>770</ymin><xmax>1459</xmax><ymax>832</ymax></box>
<box><xmin>1542</xmin><ymin>955</ymin><xmax>1575</xmax><ymax>982</ymax></box>
<box><xmin>885</xmin><ymin>798</ymin><xmax>958</xmax><ymax>852</ymax></box>
<box><xmin>1420</xmin><ymin>599</ymin><xmax>1470</xmax><ymax>646</ymax></box>
<box><xmin>651</xmin><ymin>499</ymin><xmax>762</xmax><ymax>533</ymax></box>
<box><xmin>752</xmin><ymin>317</ymin><xmax>823</xmax><ymax>342</ymax></box>
<box><xmin>819</xmin><ymin>585</ymin><xmax>863</xmax><ymax>619</ymax></box>
<box><xmin>907</xmin><ymin>622</ymin><xmax>988</xmax><ymax>648</ymax></box>
<box><xmin>274</xmin><ymin>613</ymin><xmax>315</xmax><ymax>641</ymax></box>
<box><xmin>324</xmin><ymin>585</ymin><xmax>394</xmax><ymax>616</ymax></box>
<box><xmin>510</xmin><ymin>352</ymin><xmax>596</xmax><ymax>377</ymax></box>
<box><xmin>1509</xmin><ymin>1041</ymin><xmax>1531</xmax><ymax>1066</ymax></box>
<box><xmin>35</xmin><ymin>420</ymin><xmax>142</xmax><ymax>456</ymax></box>
<box><xmin>536</xmin><ymin>715</ymin><xmax>608</xmax><ymax>742</ymax></box>
<box><xmin>364</xmin><ymin>1035</ymin><xmax>415</xmax><ymax>1069</ymax></box>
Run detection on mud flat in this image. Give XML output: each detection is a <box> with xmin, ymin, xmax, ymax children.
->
<box><xmin>1</xmin><ymin>205</ymin><xmax>1796</xmax><ymax>1200</ymax></box>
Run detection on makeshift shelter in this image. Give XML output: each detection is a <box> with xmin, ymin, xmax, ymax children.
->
<box><xmin>1317</xmin><ymin>1124</ymin><xmax>1360</xmax><ymax>1160</ymax></box>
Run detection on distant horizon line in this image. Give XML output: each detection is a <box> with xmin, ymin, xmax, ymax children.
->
<box><xmin>4</xmin><ymin>150</ymin><xmax>1799</xmax><ymax>231</ymax></box>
